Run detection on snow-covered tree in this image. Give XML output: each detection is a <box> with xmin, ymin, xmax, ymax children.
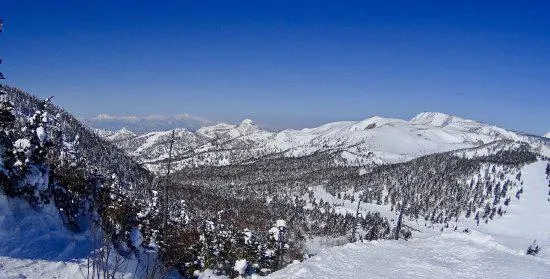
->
<box><xmin>527</xmin><ymin>240</ymin><xmax>540</xmax><ymax>256</ymax></box>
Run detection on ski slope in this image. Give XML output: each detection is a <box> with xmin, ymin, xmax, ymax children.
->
<box><xmin>268</xmin><ymin>161</ymin><xmax>550</xmax><ymax>279</ymax></box>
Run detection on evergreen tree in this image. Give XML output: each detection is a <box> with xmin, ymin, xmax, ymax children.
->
<box><xmin>0</xmin><ymin>90</ymin><xmax>15</xmax><ymax>164</ymax></box>
<box><xmin>26</xmin><ymin>98</ymin><xmax>54</xmax><ymax>165</ymax></box>
<box><xmin>0</xmin><ymin>90</ymin><xmax>16</xmax><ymax>193</ymax></box>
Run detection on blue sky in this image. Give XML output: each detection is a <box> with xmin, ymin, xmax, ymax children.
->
<box><xmin>1</xmin><ymin>1</ymin><xmax>549</xmax><ymax>134</ymax></box>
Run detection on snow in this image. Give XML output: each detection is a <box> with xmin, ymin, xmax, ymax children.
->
<box><xmin>0</xmin><ymin>193</ymin><xmax>173</xmax><ymax>279</ymax></box>
<box><xmin>306</xmin><ymin>186</ymin><xmax>394</xmax><ymax>222</ymax></box>
<box><xmin>35</xmin><ymin>126</ymin><xmax>46</xmax><ymax>141</ymax></box>
<box><xmin>267</xmin><ymin>231</ymin><xmax>550</xmax><ymax>279</ymax></box>
<box><xmin>243</xmin><ymin>229</ymin><xmax>252</xmax><ymax>244</ymax></box>
<box><xmin>461</xmin><ymin>161</ymin><xmax>550</xmax><ymax>259</ymax></box>
<box><xmin>13</xmin><ymin>139</ymin><xmax>31</xmax><ymax>150</ymax></box>
<box><xmin>269</xmin><ymin>227</ymin><xmax>281</xmax><ymax>241</ymax></box>
<box><xmin>0</xmin><ymin>195</ymin><xmax>91</xmax><ymax>261</ymax></box>
<box><xmin>233</xmin><ymin>259</ymin><xmax>248</xmax><ymax>275</ymax></box>
<box><xmin>5</xmin><ymin>106</ymin><xmax>549</xmax><ymax>278</ymax></box>
<box><xmin>268</xmin><ymin>161</ymin><xmax>550</xmax><ymax>278</ymax></box>
<box><xmin>196</xmin><ymin>123</ymin><xmax>236</xmax><ymax>139</ymax></box>
<box><xmin>0</xmin><ymin>256</ymin><xmax>83</xmax><ymax>279</ymax></box>
<box><xmin>0</xmin><ymin>194</ymin><xmax>96</xmax><ymax>279</ymax></box>
<box><xmin>544</xmin><ymin>132</ymin><xmax>550</xmax><ymax>139</ymax></box>
<box><xmin>4</xmin><ymin>158</ymin><xmax>548</xmax><ymax>278</ymax></box>
<box><xmin>195</xmin><ymin>269</ymin><xmax>226</xmax><ymax>279</ymax></box>
<box><xmin>410</xmin><ymin>111</ymin><xmax>476</xmax><ymax>127</ymax></box>
<box><xmin>103</xmin><ymin>112</ymin><xmax>550</xmax><ymax>172</ymax></box>
<box><xmin>240</xmin><ymin>119</ymin><xmax>255</xmax><ymax>126</ymax></box>
<box><xmin>105</xmin><ymin>127</ymin><xmax>137</xmax><ymax>141</ymax></box>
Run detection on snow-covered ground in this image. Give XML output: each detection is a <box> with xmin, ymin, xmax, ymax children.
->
<box><xmin>0</xmin><ymin>193</ymin><xmax>143</xmax><ymax>279</ymax></box>
<box><xmin>267</xmin><ymin>231</ymin><xmax>550</xmax><ymax>279</ymax></box>
<box><xmin>0</xmin><ymin>194</ymin><xmax>90</xmax><ymax>279</ymax></box>
<box><xmin>0</xmin><ymin>256</ymin><xmax>84</xmax><ymax>279</ymax></box>
<box><xmin>268</xmin><ymin>161</ymin><xmax>550</xmax><ymax>278</ymax></box>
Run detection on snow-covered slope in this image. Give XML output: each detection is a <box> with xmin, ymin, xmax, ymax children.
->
<box><xmin>0</xmin><ymin>195</ymin><xmax>143</xmax><ymax>279</ymax></box>
<box><xmin>0</xmin><ymin>85</ymin><xmax>159</xmax><ymax>279</ymax></box>
<box><xmin>100</xmin><ymin>112</ymin><xmax>550</xmax><ymax>173</ymax></box>
<box><xmin>544</xmin><ymin>132</ymin><xmax>550</xmax><ymax>139</ymax></box>
<box><xmin>0</xmin><ymin>195</ymin><xmax>93</xmax><ymax>279</ymax></box>
<box><xmin>104</xmin><ymin>127</ymin><xmax>136</xmax><ymax>142</ymax></box>
<box><xmin>268</xmin><ymin>160</ymin><xmax>550</xmax><ymax>279</ymax></box>
<box><xmin>0</xmin><ymin>195</ymin><xmax>91</xmax><ymax>261</ymax></box>
<box><xmin>268</xmin><ymin>231</ymin><xmax>550</xmax><ymax>279</ymax></box>
<box><xmin>467</xmin><ymin>161</ymin><xmax>550</xmax><ymax>257</ymax></box>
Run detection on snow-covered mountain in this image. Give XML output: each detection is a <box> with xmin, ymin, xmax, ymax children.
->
<box><xmin>82</xmin><ymin>113</ymin><xmax>215</xmax><ymax>133</ymax></box>
<box><xmin>99</xmin><ymin>112</ymin><xmax>550</xmax><ymax>173</ymax></box>
<box><xmin>545</xmin><ymin>132</ymin><xmax>550</xmax><ymax>138</ymax></box>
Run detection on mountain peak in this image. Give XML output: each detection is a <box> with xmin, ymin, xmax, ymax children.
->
<box><xmin>235</xmin><ymin>119</ymin><xmax>261</xmax><ymax>135</ymax></box>
<box><xmin>239</xmin><ymin>119</ymin><xmax>255</xmax><ymax>126</ymax></box>
<box><xmin>118</xmin><ymin>127</ymin><xmax>135</xmax><ymax>135</ymax></box>
<box><xmin>105</xmin><ymin>127</ymin><xmax>137</xmax><ymax>141</ymax></box>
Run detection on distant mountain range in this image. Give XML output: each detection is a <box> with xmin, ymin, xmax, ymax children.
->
<box><xmin>95</xmin><ymin>111</ymin><xmax>550</xmax><ymax>173</ymax></box>
<box><xmin>81</xmin><ymin>113</ymin><xmax>215</xmax><ymax>133</ymax></box>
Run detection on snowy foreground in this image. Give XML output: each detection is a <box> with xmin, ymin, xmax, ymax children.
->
<box><xmin>2</xmin><ymin>231</ymin><xmax>548</xmax><ymax>279</ymax></box>
<box><xmin>1</xmin><ymin>161</ymin><xmax>549</xmax><ymax>278</ymax></box>
<box><xmin>267</xmin><ymin>232</ymin><xmax>549</xmax><ymax>279</ymax></box>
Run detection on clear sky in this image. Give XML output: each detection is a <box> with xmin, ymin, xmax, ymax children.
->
<box><xmin>1</xmin><ymin>1</ymin><xmax>549</xmax><ymax>134</ymax></box>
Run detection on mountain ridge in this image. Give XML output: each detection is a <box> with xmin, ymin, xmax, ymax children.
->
<box><xmin>97</xmin><ymin>112</ymin><xmax>550</xmax><ymax>173</ymax></box>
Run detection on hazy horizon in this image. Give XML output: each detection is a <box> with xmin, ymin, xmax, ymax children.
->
<box><xmin>80</xmin><ymin>110</ymin><xmax>549</xmax><ymax>136</ymax></box>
